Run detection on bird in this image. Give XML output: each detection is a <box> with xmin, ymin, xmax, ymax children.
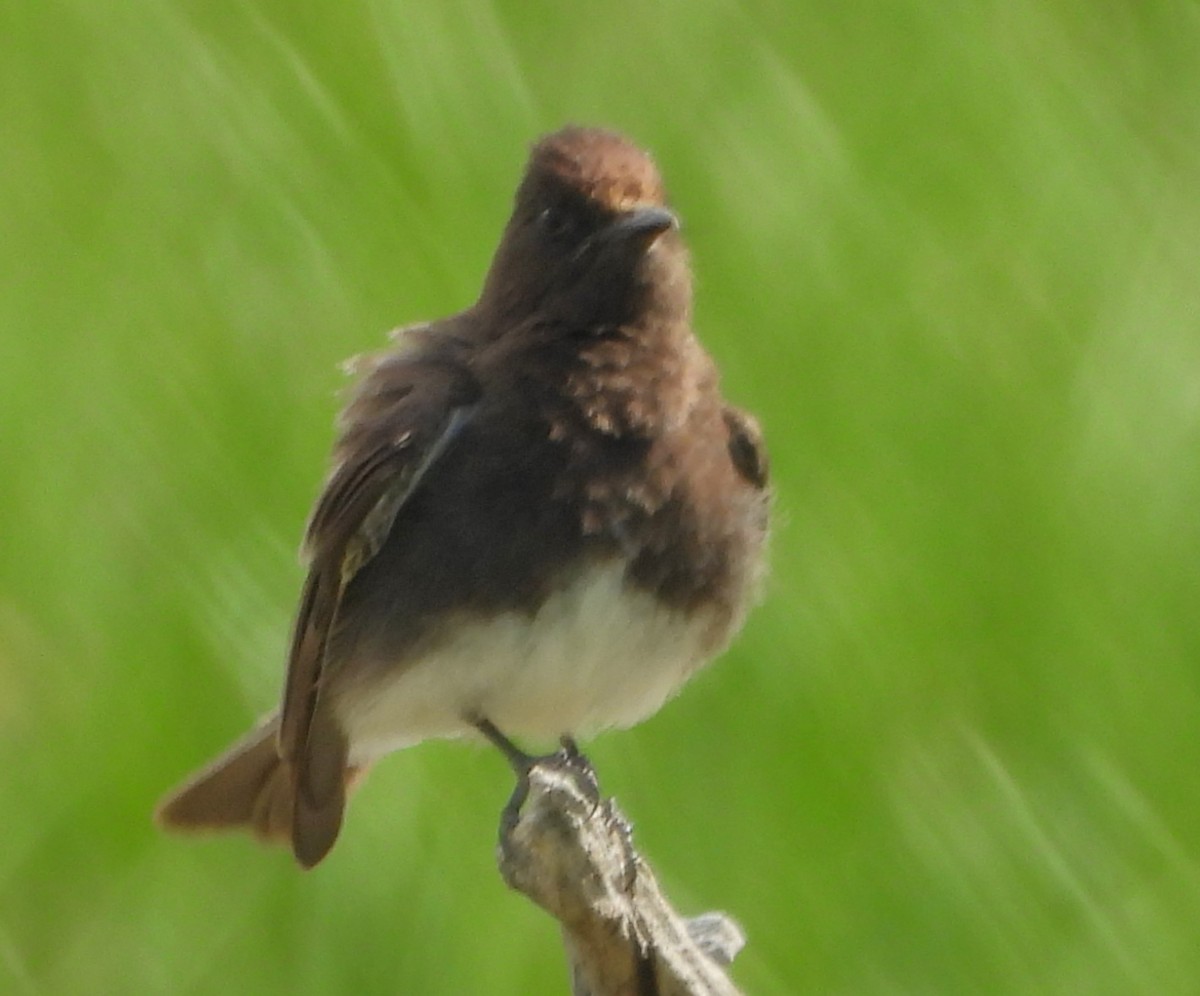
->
<box><xmin>156</xmin><ymin>125</ymin><xmax>770</xmax><ymax>869</ymax></box>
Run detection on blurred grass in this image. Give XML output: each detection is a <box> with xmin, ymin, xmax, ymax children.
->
<box><xmin>3</xmin><ymin>0</ymin><xmax>1200</xmax><ymax>992</ymax></box>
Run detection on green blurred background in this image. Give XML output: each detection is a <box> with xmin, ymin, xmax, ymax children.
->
<box><xmin>3</xmin><ymin>0</ymin><xmax>1200</xmax><ymax>992</ymax></box>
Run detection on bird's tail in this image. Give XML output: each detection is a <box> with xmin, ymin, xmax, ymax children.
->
<box><xmin>155</xmin><ymin>716</ymin><xmax>297</xmax><ymax>848</ymax></box>
<box><xmin>156</xmin><ymin>714</ymin><xmax>363</xmax><ymax>868</ymax></box>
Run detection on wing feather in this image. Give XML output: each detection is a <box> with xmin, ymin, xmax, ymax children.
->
<box><xmin>277</xmin><ymin>345</ymin><xmax>478</xmax><ymax>774</ymax></box>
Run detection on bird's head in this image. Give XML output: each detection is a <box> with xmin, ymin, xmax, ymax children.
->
<box><xmin>479</xmin><ymin>127</ymin><xmax>691</xmax><ymax>329</ymax></box>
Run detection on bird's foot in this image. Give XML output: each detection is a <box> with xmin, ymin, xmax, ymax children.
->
<box><xmin>556</xmin><ymin>738</ymin><xmax>636</xmax><ymax>891</ymax></box>
<box><xmin>474</xmin><ymin>718</ymin><xmax>640</xmax><ymax>894</ymax></box>
<box><xmin>472</xmin><ymin>720</ymin><xmax>605</xmax><ymax>832</ymax></box>
<box><xmin>555</xmin><ymin>734</ymin><xmax>601</xmax><ymax>805</ymax></box>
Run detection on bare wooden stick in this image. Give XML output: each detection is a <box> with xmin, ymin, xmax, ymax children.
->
<box><xmin>495</xmin><ymin>757</ymin><xmax>746</xmax><ymax>996</ymax></box>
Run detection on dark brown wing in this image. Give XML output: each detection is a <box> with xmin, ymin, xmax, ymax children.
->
<box><xmin>723</xmin><ymin>405</ymin><xmax>769</xmax><ymax>489</ymax></box>
<box><xmin>277</xmin><ymin>340</ymin><xmax>478</xmax><ymax>865</ymax></box>
<box><xmin>279</xmin><ymin>405</ymin><xmax>472</xmax><ymax>757</ymax></box>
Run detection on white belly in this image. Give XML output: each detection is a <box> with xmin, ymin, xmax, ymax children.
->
<box><xmin>338</xmin><ymin>561</ymin><xmax>719</xmax><ymax>765</ymax></box>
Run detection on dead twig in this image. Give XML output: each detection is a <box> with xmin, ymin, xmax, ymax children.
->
<box><xmin>495</xmin><ymin>755</ymin><xmax>746</xmax><ymax>996</ymax></box>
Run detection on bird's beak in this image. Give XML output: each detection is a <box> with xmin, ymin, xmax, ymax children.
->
<box><xmin>608</xmin><ymin>205</ymin><xmax>678</xmax><ymax>244</ymax></box>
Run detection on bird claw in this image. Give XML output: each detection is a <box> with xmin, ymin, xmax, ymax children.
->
<box><xmin>554</xmin><ymin>734</ymin><xmax>602</xmax><ymax>805</ymax></box>
<box><xmin>477</xmin><ymin>719</ymin><xmax>641</xmax><ymax>894</ymax></box>
<box><xmin>500</xmin><ymin>737</ymin><xmax>600</xmax><ymax>833</ymax></box>
<box><xmin>476</xmin><ymin>719</ymin><xmax>604</xmax><ymax>824</ymax></box>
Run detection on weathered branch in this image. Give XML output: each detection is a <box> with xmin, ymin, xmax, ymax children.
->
<box><xmin>495</xmin><ymin>756</ymin><xmax>746</xmax><ymax>996</ymax></box>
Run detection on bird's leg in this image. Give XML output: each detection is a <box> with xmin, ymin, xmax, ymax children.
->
<box><xmin>474</xmin><ymin>717</ymin><xmax>534</xmax><ymax>774</ymax></box>
<box><xmin>472</xmin><ymin>719</ymin><xmax>605</xmax><ymax>825</ymax></box>
<box><xmin>473</xmin><ymin>717</ymin><xmax>536</xmax><ymax>834</ymax></box>
<box><xmin>474</xmin><ymin>718</ymin><xmax>640</xmax><ymax>893</ymax></box>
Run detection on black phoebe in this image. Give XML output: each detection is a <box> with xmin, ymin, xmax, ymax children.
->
<box><xmin>157</xmin><ymin>126</ymin><xmax>770</xmax><ymax>868</ymax></box>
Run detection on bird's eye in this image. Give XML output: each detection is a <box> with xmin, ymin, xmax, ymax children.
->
<box><xmin>536</xmin><ymin>205</ymin><xmax>582</xmax><ymax>243</ymax></box>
